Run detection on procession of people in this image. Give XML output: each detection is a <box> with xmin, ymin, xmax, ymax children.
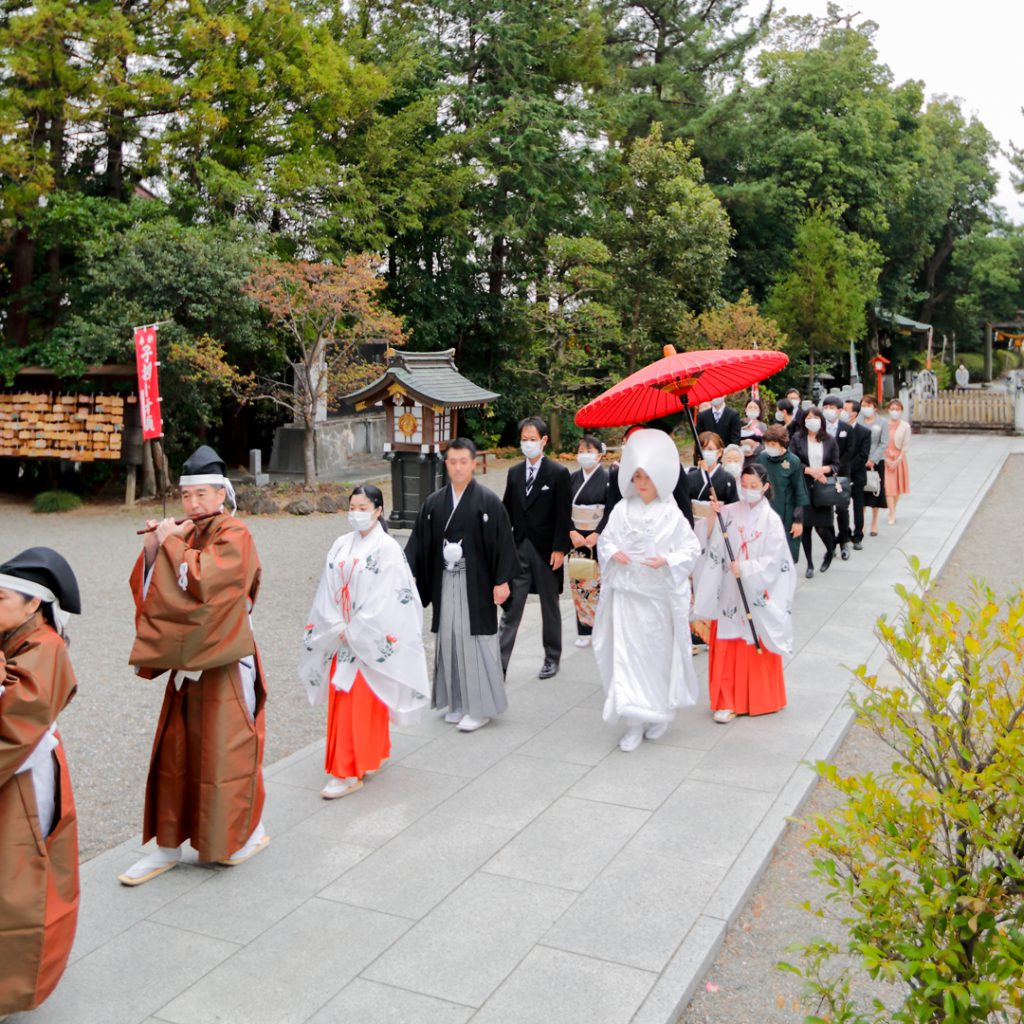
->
<box><xmin>0</xmin><ymin>381</ymin><xmax>911</xmax><ymax>1016</ymax></box>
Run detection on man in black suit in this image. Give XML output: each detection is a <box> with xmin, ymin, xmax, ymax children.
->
<box><xmin>499</xmin><ymin>416</ymin><xmax>572</xmax><ymax>679</ymax></box>
<box><xmin>820</xmin><ymin>394</ymin><xmax>861</xmax><ymax>559</ymax></box>
<box><xmin>785</xmin><ymin>389</ymin><xmax>806</xmax><ymax>430</ymax></box>
<box><xmin>694</xmin><ymin>396</ymin><xmax>741</xmax><ymax>448</ymax></box>
<box><xmin>842</xmin><ymin>398</ymin><xmax>872</xmax><ymax>549</ymax></box>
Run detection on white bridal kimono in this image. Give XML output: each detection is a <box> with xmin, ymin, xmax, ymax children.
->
<box><xmin>593</xmin><ymin>495</ymin><xmax>702</xmax><ymax>725</ymax></box>
<box><xmin>299</xmin><ymin>524</ymin><xmax>430</xmax><ymax>722</ymax></box>
<box><xmin>692</xmin><ymin>498</ymin><xmax>795</xmax><ymax>656</ymax></box>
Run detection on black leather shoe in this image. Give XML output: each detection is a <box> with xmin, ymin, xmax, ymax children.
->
<box><xmin>840</xmin><ymin>543</ymin><xmax>850</xmax><ymax>560</ymax></box>
<box><xmin>853</xmin><ymin>541</ymin><xmax>863</xmax><ymax>550</ymax></box>
<box><xmin>804</xmin><ymin>566</ymin><xmax>814</xmax><ymax>579</ymax></box>
<box><xmin>820</xmin><ymin>555</ymin><xmax>832</xmax><ymax>573</ymax></box>
<box><xmin>538</xmin><ymin>660</ymin><xmax>559</xmax><ymax>679</ymax></box>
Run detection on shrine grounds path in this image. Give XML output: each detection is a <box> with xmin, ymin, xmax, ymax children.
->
<box><xmin>3</xmin><ymin>433</ymin><xmax>1022</xmax><ymax>1024</ymax></box>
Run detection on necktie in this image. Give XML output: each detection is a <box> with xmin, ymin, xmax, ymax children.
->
<box><xmin>526</xmin><ymin>463</ymin><xmax>536</xmax><ymax>495</ymax></box>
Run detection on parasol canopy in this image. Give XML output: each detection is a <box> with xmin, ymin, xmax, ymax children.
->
<box><xmin>575</xmin><ymin>346</ymin><xmax>789</xmax><ymax>428</ymax></box>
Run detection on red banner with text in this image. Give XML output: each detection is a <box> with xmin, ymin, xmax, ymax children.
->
<box><xmin>133</xmin><ymin>325</ymin><xmax>163</xmax><ymax>439</ymax></box>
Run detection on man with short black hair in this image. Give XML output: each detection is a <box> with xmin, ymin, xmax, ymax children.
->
<box><xmin>499</xmin><ymin>416</ymin><xmax>572</xmax><ymax>680</ymax></box>
<box><xmin>406</xmin><ymin>438</ymin><xmax>519</xmax><ymax>732</ymax></box>
<box><xmin>695</xmin><ymin>396</ymin><xmax>741</xmax><ymax>447</ymax></box>
<box><xmin>820</xmin><ymin>395</ymin><xmax>858</xmax><ymax>558</ymax></box>
<box><xmin>842</xmin><ymin>398</ymin><xmax>872</xmax><ymax>548</ymax></box>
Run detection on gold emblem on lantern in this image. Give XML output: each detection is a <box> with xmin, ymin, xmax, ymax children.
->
<box><xmin>398</xmin><ymin>410</ymin><xmax>417</xmax><ymax>439</ymax></box>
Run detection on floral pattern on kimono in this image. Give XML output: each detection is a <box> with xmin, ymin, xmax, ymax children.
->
<box><xmin>692</xmin><ymin>498</ymin><xmax>795</xmax><ymax>656</ymax></box>
<box><xmin>300</xmin><ymin>525</ymin><xmax>429</xmax><ymax>724</ymax></box>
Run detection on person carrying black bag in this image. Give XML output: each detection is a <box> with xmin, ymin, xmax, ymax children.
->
<box><xmin>788</xmin><ymin>407</ymin><xmax>840</xmax><ymax>578</ymax></box>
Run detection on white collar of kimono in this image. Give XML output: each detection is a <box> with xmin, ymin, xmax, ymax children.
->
<box><xmin>178</xmin><ymin>473</ymin><xmax>236</xmax><ymax>514</ymax></box>
<box><xmin>618</xmin><ymin>429</ymin><xmax>681</xmax><ymax>501</ymax></box>
<box><xmin>0</xmin><ymin>574</ymin><xmax>68</xmax><ymax>628</ymax></box>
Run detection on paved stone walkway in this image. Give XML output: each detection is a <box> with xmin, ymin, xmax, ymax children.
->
<box><xmin>11</xmin><ymin>434</ymin><xmax>1021</xmax><ymax>1024</ymax></box>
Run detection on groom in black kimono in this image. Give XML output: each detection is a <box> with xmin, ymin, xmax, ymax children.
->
<box><xmin>405</xmin><ymin>438</ymin><xmax>520</xmax><ymax>731</ymax></box>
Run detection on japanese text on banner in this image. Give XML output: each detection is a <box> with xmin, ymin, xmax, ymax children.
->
<box><xmin>134</xmin><ymin>325</ymin><xmax>163</xmax><ymax>439</ymax></box>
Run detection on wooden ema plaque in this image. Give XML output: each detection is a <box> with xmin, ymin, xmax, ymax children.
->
<box><xmin>0</xmin><ymin>392</ymin><xmax>131</xmax><ymax>461</ymax></box>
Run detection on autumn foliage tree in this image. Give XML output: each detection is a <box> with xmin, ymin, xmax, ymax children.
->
<box><xmin>677</xmin><ymin>290</ymin><xmax>787</xmax><ymax>352</ymax></box>
<box><xmin>243</xmin><ymin>257</ymin><xmax>406</xmax><ymax>488</ymax></box>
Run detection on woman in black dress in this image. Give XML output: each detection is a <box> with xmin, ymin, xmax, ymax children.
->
<box><xmin>788</xmin><ymin>407</ymin><xmax>840</xmax><ymax>578</ymax></box>
<box><xmin>686</xmin><ymin>430</ymin><xmax>738</xmax><ymax>505</ymax></box>
<box><xmin>568</xmin><ymin>435</ymin><xmax>609</xmax><ymax>647</ymax></box>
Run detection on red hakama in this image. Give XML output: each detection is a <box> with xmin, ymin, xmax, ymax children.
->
<box><xmin>325</xmin><ymin>670</ymin><xmax>390</xmax><ymax>779</ymax></box>
<box><xmin>707</xmin><ymin>623</ymin><xmax>786</xmax><ymax>716</ymax></box>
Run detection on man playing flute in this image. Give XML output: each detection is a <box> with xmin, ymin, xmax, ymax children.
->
<box><xmin>118</xmin><ymin>445</ymin><xmax>269</xmax><ymax>885</ymax></box>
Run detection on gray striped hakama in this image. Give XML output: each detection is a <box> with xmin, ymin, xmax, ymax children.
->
<box><xmin>434</xmin><ymin>560</ymin><xmax>508</xmax><ymax>718</ymax></box>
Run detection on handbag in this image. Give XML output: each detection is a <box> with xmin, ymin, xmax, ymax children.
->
<box><xmin>811</xmin><ymin>475</ymin><xmax>851</xmax><ymax>510</ymax></box>
<box><xmin>864</xmin><ymin>468</ymin><xmax>881</xmax><ymax>496</ymax></box>
<box><xmin>566</xmin><ymin>549</ymin><xmax>599</xmax><ymax>581</ymax></box>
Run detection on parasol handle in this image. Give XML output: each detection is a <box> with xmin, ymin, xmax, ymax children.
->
<box><xmin>684</xmin><ymin>403</ymin><xmax>762</xmax><ymax>654</ymax></box>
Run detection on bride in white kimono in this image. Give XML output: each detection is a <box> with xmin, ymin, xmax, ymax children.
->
<box><xmin>593</xmin><ymin>429</ymin><xmax>702</xmax><ymax>752</ymax></box>
<box><xmin>299</xmin><ymin>486</ymin><xmax>430</xmax><ymax>798</ymax></box>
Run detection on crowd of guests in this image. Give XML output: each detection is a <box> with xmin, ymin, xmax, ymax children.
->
<box><xmin>0</xmin><ymin>392</ymin><xmax>913</xmax><ymax>1014</ymax></box>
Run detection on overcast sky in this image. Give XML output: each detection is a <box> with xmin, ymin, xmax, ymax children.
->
<box><xmin>776</xmin><ymin>1</ymin><xmax>1024</xmax><ymax>223</ymax></box>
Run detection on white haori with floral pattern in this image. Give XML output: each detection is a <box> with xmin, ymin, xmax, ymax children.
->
<box><xmin>691</xmin><ymin>497</ymin><xmax>795</xmax><ymax>656</ymax></box>
<box><xmin>299</xmin><ymin>523</ymin><xmax>430</xmax><ymax>723</ymax></box>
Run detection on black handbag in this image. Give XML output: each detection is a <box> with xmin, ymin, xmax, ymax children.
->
<box><xmin>811</xmin><ymin>475</ymin><xmax>851</xmax><ymax>510</ymax></box>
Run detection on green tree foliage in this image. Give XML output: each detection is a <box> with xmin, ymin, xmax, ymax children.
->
<box><xmin>601</xmin><ymin>125</ymin><xmax>732</xmax><ymax>373</ymax></box>
<box><xmin>0</xmin><ymin>0</ymin><xmax>1012</xmax><ymax>462</ymax></box>
<box><xmin>766</xmin><ymin>207</ymin><xmax>879</xmax><ymax>388</ymax></box>
<box><xmin>705</xmin><ymin>13</ymin><xmax>921</xmax><ymax>300</ymax></box>
<box><xmin>598</xmin><ymin>0</ymin><xmax>771</xmax><ymax>144</ymax></box>
<box><xmin>784</xmin><ymin>561</ymin><xmax>1024</xmax><ymax>1022</ymax></box>
<box><xmin>512</xmin><ymin>235</ymin><xmax>624</xmax><ymax>449</ymax></box>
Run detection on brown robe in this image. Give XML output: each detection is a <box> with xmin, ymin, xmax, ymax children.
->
<box><xmin>0</xmin><ymin>615</ymin><xmax>79</xmax><ymax>1015</ymax></box>
<box><xmin>129</xmin><ymin>514</ymin><xmax>267</xmax><ymax>863</ymax></box>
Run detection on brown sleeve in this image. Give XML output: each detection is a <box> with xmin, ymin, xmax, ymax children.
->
<box><xmin>0</xmin><ymin>632</ymin><xmax>76</xmax><ymax>788</ymax></box>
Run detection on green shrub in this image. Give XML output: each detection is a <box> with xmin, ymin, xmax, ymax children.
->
<box><xmin>33</xmin><ymin>490</ymin><xmax>83</xmax><ymax>514</ymax></box>
<box><xmin>783</xmin><ymin>559</ymin><xmax>1024</xmax><ymax>1023</ymax></box>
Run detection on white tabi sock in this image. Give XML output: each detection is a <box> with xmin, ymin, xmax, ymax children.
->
<box><xmin>226</xmin><ymin>820</ymin><xmax>267</xmax><ymax>862</ymax></box>
<box><xmin>120</xmin><ymin>845</ymin><xmax>182</xmax><ymax>881</ymax></box>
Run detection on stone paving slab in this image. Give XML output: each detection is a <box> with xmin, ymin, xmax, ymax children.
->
<box><xmin>10</xmin><ymin>434</ymin><xmax>1021</xmax><ymax>1024</ymax></box>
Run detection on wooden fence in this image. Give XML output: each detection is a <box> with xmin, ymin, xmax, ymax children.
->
<box><xmin>912</xmin><ymin>390</ymin><xmax>1015</xmax><ymax>431</ymax></box>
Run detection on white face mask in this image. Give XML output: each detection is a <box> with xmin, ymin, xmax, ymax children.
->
<box><xmin>521</xmin><ymin>439</ymin><xmax>543</xmax><ymax>459</ymax></box>
<box><xmin>348</xmin><ymin>509</ymin><xmax>375</xmax><ymax>532</ymax></box>
<box><xmin>701</xmin><ymin>449</ymin><xmax>719</xmax><ymax>466</ymax></box>
<box><xmin>711</xmin><ymin>397</ymin><xmax>725</xmax><ymax>409</ymax></box>
<box><xmin>723</xmin><ymin>461</ymin><xmax>743</xmax><ymax>479</ymax></box>
<box><xmin>577</xmin><ymin>451</ymin><xmax>599</xmax><ymax>469</ymax></box>
<box><xmin>745</xmin><ymin>407</ymin><xmax>759</xmax><ymax>420</ymax></box>
<box><xmin>889</xmin><ymin>409</ymin><xmax>902</xmax><ymax>420</ymax></box>
<box><xmin>766</xmin><ymin>445</ymin><xmax>785</xmax><ymax>458</ymax></box>
<box><xmin>804</xmin><ymin>418</ymin><xmax>822</xmax><ymax>434</ymax></box>
<box><xmin>838</xmin><ymin>410</ymin><xmax>851</xmax><ymax>423</ymax></box>
<box><xmin>862</xmin><ymin>408</ymin><xmax>876</xmax><ymax>419</ymax></box>
<box><xmin>741</xmin><ymin>487</ymin><xmax>764</xmax><ymax>504</ymax></box>
<box><xmin>822</xmin><ymin>408</ymin><xmax>839</xmax><ymax>423</ymax></box>
<box><xmin>775</xmin><ymin>411</ymin><xmax>786</xmax><ymax>423</ymax></box>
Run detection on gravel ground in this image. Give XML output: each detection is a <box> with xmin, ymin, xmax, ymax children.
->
<box><xmin>0</xmin><ymin>462</ymin><xmax>520</xmax><ymax>862</ymax></box>
<box><xmin>681</xmin><ymin>453</ymin><xmax>1024</xmax><ymax>1023</ymax></box>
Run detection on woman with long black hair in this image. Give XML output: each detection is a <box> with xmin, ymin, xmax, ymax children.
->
<box><xmin>788</xmin><ymin>406</ymin><xmax>840</xmax><ymax>578</ymax></box>
<box><xmin>299</xmin><ymin>485</ymin><xmax>430</xmax><ymax>799</ymax></box>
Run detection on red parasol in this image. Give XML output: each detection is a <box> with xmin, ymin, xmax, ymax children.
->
<box><xmin>575</xmin><ymin>346</ymin><xmax>788</xmax><ymax>428</ymax></box>
<box><xmin>576</xmin><ymin>345</ymin><xmax>788</xmax><ymax>654</ymax></box>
